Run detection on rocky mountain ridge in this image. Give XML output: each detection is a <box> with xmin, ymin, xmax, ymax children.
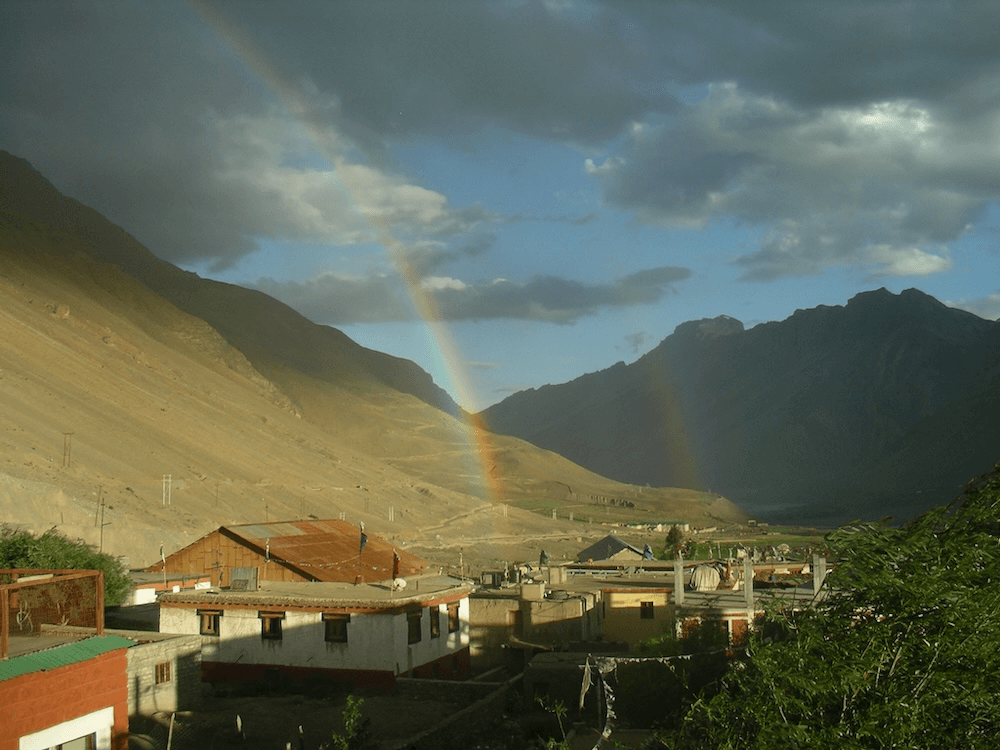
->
<box><xmin>482</xmin><ymin>288</ymin><xmax>1000</xmax><ymax>524</ymax></box>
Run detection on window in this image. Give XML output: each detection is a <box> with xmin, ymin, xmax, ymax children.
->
<box><xmin>198</xmin><ymin>609</ymin><xmax>221</xmax><ymax>636</ymax></box>
<box><xmin>640</xmin><ymin>601</ymin><xmax>654</xmax><ymax>619</ymax></box>
<box><xmin>407</xmin><ymin>610</ymin><xmax>422</xmax><ymax>644</ymax></box>
<box><xmin>154</xmin><ymin>661</ymin><xmax>171</xmax><ymax>685</ymax></box>
<box><xmin>324</xmin><ymin>613</ymin><xmax>350</xmax><ymax>643</ymax></box>
<box><xmin>429</xmin><ymin>606</ymin><xmax>441</xmax><ymax>639</ymax></box>
<box><xmin>260</xmin><ymin>611</ymin><xmax>284</xmax><ymax>640</ymax></box>
<box><xmin>447</xmin><ymin>603</ymin><xmax>460</xmax><ymax>633</ymax></box>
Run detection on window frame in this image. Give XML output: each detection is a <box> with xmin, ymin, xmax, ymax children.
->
<box><xmin>259</xmin><ymin>611</ymin><xmax>285</xmax><ymax>641</ymax></box>
<box><xmin>154</xmin><ymin>660</ymin><xmax>172</xmax><ymax>685</ymax></box>
<box><xmin>429</xmin><ymin>606</ymin><xmax>441</xmax><ymax>639</ymax></box>
<box><xmin>197</xmin><ymin>609</ymin><xmax>222</xmax><ymax>636</ymax></box>
<box><xmin>407</xmin><ymin>609</ymin><xmax>423</xmax><ymax>644</ymax></box>
<box><xmin>640</xmin><ymin>601</ymin><xmax>655</xmax><ymax>619</ymax></box>
<box><xmin>323</xmin><ymin>612</ymin><xmax>350</xmax><ymax>643</ymax></box>
<box><xmin>447</xmin><ymin>603</ymin><xmax>460</xmax><ymax>633</ymax></box>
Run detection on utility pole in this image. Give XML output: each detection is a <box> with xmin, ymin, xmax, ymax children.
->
<box><xmin>99</xmin><ymin>499</ymin><xmax>111</xmax><ymax>554</ymax></box>
<box><xmin>62</xmin><ymin>433</ymin><xmax>73</xmax><ymax>468</ymax></box>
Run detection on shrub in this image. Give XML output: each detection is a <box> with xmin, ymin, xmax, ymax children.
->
<box><xmin>0</xmin><ymin>525</ymin><xmax>131</xmax><ymax>605</ymax></box>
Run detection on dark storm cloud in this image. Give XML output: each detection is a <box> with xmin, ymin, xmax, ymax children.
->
<box><xmin>432</xmin><ymin>265</ymin><xmax>691</xmax><ymax>323</ymax></box>
<box><xmin>4</xmin><ymin>0</ymin><xmax>999</xmax><ymax>292</ymax></box>
<box><xmin>588</xmin><ymin>1</ymin><xmax>1000</xmax><ymax>279</ymax></box>
<box><xmin>0</xmin><ymin>2</ymin><xmax>272</xmax><ymax>268</ymax></box>
<box><xmin>224</xmin><ymin>0</ymin><xmax>664</xmax><ymax>154</ymax></box>
<box><xmin>622</xmin><ymin>0</ymin><xmax>1000</xmax><ymax>114</ymax></box>
<box><xmin>0</xmin><ymin>0</ymin><xmax>663</xmax><ymax>274</ymax></box>
<box><xmin>253</xmin><ymin>265</ymin><xmax>691</xmax><ymax>325</ymax></box>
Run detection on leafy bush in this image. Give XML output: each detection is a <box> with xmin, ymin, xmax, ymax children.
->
<box><xmin>0</xmin><ymin>525</ymin><xmax>131</xmax><ymax>605</ymax></box>
<box><xmin>662</xmin><ymin>461</ymin><xmax>1000</xmax><ymax>749</ymax></box>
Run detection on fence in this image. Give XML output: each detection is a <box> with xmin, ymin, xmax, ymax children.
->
<box><xmin>0</xmin><ymin>568</ymin><xmax>105</xmax><ymax>658</ymax></box>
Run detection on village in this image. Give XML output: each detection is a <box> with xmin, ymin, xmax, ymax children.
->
<box><xmin>1</xmin><ymin>518</ymin><xmax>830</xmax><ymax>749</ymax></box>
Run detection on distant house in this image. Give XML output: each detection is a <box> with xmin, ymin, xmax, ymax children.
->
<box><xmin>576</xmin><ymin>535</ymin><xmax>645</xmax><ymax>563</ymax></box>
<box><xmin>147</xmin><ymin>519</ymin><xmax>425</xmax><ymax>586</ymax></box>
<box><xmin>123</xmin><ymin>572</ymin><xmax>212</xmax><ymax>606</ymax></box>
<box><xmin>158</xmin><ymin>576</ymin><xmax>474</xmax><ymax>690</ymax></box>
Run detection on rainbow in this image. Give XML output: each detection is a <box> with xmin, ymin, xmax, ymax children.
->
<box><xmin>193</xmin><ymin>1</ymin><xmax>503</xmax><ymax>503</ymax></box>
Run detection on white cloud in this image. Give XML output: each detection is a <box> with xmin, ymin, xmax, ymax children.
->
<box><xmin>865</xmin><ymin>245</ymin><xmax>953</xmax><ymax>278</ymax></box>
<box><xmin>421</xmin><ymin>276</ymin><xmax>469</xmax><ymax>291</ymax></box>
<box><xmin>210</xmin><ymin>110</ymin><xmax>494</xmax><ymax>250</ymax></box>
<box><xmin>591</xmin><ymin>82</ymin><xmax>1000</xmax><ymax>280</ymax></box>
<box><xmin>948</xmin><ymin>292</ymin><xmax>1000</xmax><ymax>321</ymax></box>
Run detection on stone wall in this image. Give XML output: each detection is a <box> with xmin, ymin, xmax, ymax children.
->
<box><xmin>122</xmin><ymin>631</ymin><xmax>202</xmax><ymax>716</ymax></box>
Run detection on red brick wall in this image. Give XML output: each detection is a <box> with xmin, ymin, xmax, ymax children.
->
<box><xmin>0</xmin><ymin>648</ymin><xmax>129</xmax><ymax>750</ymax></box>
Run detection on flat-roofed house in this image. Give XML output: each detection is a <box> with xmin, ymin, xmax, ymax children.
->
<box><xmin>158</xmin><ymin>575</ymin><xmax>474</xmax><ymax>691</ymax></box>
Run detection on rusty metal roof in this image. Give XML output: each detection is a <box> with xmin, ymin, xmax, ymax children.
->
<box><xmin>225</xmin><ymin>519</ymin><xmax>426</xmax><ymax>583</ymax></box>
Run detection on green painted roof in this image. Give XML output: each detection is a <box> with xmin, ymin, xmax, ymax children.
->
<box><xmin>0</xmin><ymin>634</ymin><xmax>134</xmax><ymax>682</ymax></box>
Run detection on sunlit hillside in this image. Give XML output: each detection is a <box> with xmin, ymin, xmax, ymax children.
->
<box><xmin>0</xmin><ymin>151</ymin><xmax>747</xmax><ymax>570</ymax></box>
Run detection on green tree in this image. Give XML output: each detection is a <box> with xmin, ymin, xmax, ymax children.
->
<box><xmin>663</xmin><ymin>461</ymin><xmax>1000</xmax><ymax>749</ymax></box>
<box><xmin>330</xmin><ymin>695</ymin><xmax>377</xmax><ymax>750</ymax></box>
<box><xmin>0</xmin><ymin>525</ymin><xmax>131</xmax><ymax>606</ymax></box>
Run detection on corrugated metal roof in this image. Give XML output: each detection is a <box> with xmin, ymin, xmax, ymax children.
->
<box><xmin>226</xmin><ymin>519</ymin><xmax>426</xmax><ymax>583</ymax></box>
<box><xmin>0</xmin><ymin>634</ymin><xmax>134</xmax><ymax>682</ymax></box>
<box><xmin>238</xmin><ymin>522</ymin><xmax>305</xmax><ymax>538</ymax></box>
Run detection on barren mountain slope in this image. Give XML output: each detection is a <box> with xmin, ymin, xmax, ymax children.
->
<box><xmin>0</xmin><ymin>152</ymin><xmax>746</xmax><ymax>571</ymax></box>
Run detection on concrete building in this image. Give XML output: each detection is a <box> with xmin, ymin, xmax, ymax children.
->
<box><xmin>158</xmin><ymin>575</ymin><xmax>474</xmax><ymax>690</ymax></box>
<box><xmin>600</xmin><ymin>586</ymin><xmax>674</xmax><ymax>645</ymax></box>
<box><xmin>469</xmin><ymin>580</ymin><xmax>602</xmax><ymax>670</ymax></box>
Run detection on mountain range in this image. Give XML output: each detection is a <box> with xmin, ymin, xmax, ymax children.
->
<box><xmin>481</xmin><ymin>288</ymin><xmax>1000</xmax><ymax>525</ymax></box>
<box><xmin>0</xmin><ymin>150</ymin><xmax>742</xmax><ymax>570</ymax></box>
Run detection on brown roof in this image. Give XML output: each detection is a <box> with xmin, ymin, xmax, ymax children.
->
<box><xmin>224</xmin><ymin>519</ymin><xmax>426</xmax><ymax>583</ymax></box>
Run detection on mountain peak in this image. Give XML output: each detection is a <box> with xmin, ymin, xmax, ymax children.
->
<box><xmin>673</xmin><ymin>315</ymin><xmax>744</xmax><ymax>342</ymax></box>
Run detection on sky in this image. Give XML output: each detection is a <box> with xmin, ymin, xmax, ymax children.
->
<box><xmin>3</xmin><ymin>1</ymin><xmax>999</xmax><ymax>411</ymax></box>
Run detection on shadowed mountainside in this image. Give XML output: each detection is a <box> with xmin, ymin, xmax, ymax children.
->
<box><xmin>0</xmin><ymin>150</ymin><xmax>746</xmax><ymax>570</ymax></box>
<box><xmin>481</xmin><ymin>289</ymin><xmax>1000</xmax><ymax>525</ymax></box>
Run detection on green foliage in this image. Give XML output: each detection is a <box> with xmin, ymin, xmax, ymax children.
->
<box><xmin>330</xmin><ymin>695</ymin><xmax>377</xmax><ymax>750</ymax></box>
<box><xmin>663</xmin><ymin>461</ymin><xmax>1000</xmax><ymax>749</ymax></box>
<box><xmin>0</xmin><ymin>525</ymin><xmax>131</xmax><ymax>606</ymax></box>
<box><xmin>535</xmin><ymin>696</ymin><xmax>570</xmax><ymax>749</ymax></box>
